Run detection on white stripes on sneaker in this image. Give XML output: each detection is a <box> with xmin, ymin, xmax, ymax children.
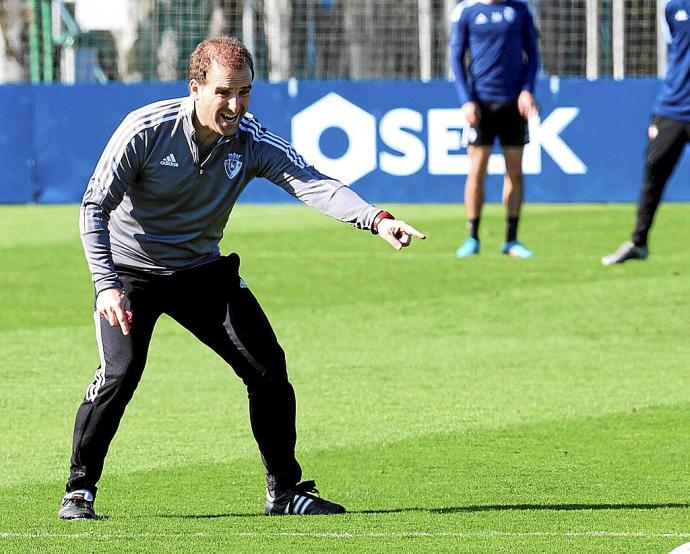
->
<box><xmin>64</xmin><ymin>489</ymin><xmax>94</xmax><ymax>502</ymax></box>
<box><xmin>287</xmin><ymin>495</ymin><xmax>314</xmax><ymax>514</ymax></box>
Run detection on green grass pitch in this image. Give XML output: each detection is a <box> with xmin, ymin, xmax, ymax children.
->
<box><xmin>1</xmin><ymin>203</ymin><xmax>689</xmax><ymax>553</ymax></box>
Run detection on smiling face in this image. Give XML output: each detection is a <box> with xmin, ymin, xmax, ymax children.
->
<box><xmin>190</xmin><ymin>61</ymin><xmax>253</xmax><ymax>143</ymax></box>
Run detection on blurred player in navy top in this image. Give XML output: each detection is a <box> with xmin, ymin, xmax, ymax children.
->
<box><xmin>603</xmin><ymin>0</ymin><xmax>690</xmax><ymax>265</ymax></box>
<box><xmin>449</xmin><ymin>0</ymin><xmax>539</xmax><ymax>258</ymax></box>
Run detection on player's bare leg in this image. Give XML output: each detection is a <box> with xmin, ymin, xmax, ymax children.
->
<box><xmin>501</xmin><ymin>147</ymin><xmax>533</xmax><ymax>258</ymax></box>
<box><xmin>502</xmin><ymin>146</ymin><xmax>524</xmax><ymax>218</ymax></box>
<box><xmin>456</xmin><ymin>145</ymin><xmax>491</xmax><ymax>258</ymax></box>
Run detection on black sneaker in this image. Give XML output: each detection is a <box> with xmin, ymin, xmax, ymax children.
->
<box><xmin>265</xmin><ymin>480</ymin><xmax>346</xmax><ymax>515</ymax></box>
<box><xmin>58</xmin><ymin>490</ymin><xmax>97</xmax><ymax>520</ymax></box>
<box><xmin>601</xmin><ymin>240</ymin><xmax>649</xmax><ymax>266</ymax></box>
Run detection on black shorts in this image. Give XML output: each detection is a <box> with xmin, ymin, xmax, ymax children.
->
<box><xmin>469</xmin><ymin>101</ymin><xmax>528</xmax><ymax>147</ymax></box>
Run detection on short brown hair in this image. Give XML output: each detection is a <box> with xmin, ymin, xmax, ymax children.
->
<box><xmin>188</xmin><ymin>36</ymin><xmax>254</xmax><ymax>82</ymax></box>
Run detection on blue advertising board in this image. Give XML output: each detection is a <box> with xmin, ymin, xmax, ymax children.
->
<box><xmin>0</xmin><ymin>78</ymin><xmax>688</xmax><ymax>203</ymax></box>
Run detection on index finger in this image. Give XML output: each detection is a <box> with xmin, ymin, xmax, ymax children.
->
<box><xmin>402</xmin><ymin>224</ymin><xmax>426</xmax><ymax>240</ymax></box>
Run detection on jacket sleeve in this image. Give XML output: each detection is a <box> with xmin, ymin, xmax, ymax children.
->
<box><xmin>247</xmin><ymin>120</ymin><xmax>381</xmax><ymax>230</ymax></box>
<box><xmin>521</xmin><ymin>3</ymin><xmax>540</xmax><ymax>93</ymax></box>
<box><xmin>79</xmin><ymin>115</ymin><xmax>145</xmax><ymax>293</ymax></box>
<box><xmin>449</xmin><ymin>3</ymin><xmax>473</xmax><ymax>105</ymax></box>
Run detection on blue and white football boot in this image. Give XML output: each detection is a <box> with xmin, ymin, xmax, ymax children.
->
<box><xmin>455</xmin><ymin>237</ymin><xmax>480</xmax><ymax>258</ymax></box>
<box><xmin>502</xmin><ymin>240</ymin><xmax>534</xmax><ymax>258</ymax></box>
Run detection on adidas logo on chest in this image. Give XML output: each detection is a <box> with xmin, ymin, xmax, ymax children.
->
<box><xmin>160</xmin><ymin>153</ymin><xmax>179</xmax><ymax>167</ymax></box>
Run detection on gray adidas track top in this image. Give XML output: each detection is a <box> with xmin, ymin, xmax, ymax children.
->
<box><xmin>80</xmin><ymin>96</ymin><xmax>382</xmax><ymax>293</ymax></box>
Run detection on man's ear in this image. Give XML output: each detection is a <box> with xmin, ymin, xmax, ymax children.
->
<box><xmin>189</xmin><ymin>79</ymin><xmax>199</xmax><ymax>98</ymax></box>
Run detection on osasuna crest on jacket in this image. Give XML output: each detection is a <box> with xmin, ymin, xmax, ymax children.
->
<box><xmin>224</xmin><ymin>153</ymin><xmax>243</xmax><ymax>180</ymax></box>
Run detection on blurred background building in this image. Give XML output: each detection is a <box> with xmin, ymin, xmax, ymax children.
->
<box><xmin>0</xmin><ymin>0</ymin><xmax>666</xmax><ymax>84</ymax></box>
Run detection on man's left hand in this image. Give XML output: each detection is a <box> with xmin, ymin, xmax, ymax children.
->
<box><xmin>376</xmin><ymin>219</ymin><xmax>426</xmax><ymax>250</ymax></box>
<box><xmin>517</xmin><ymin>91</ymin><xmax>539</xmax><ymax>119</ymax></box>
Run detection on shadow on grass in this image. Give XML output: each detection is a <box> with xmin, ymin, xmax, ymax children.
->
<box><xmin>425</xmin><ymin>502</ymin><xmax>689</xmax><ymax>514</ymax></box>
<box><xmin>158</xmin><ymin>502</ymin><xmax>690</xmax><ymax>519</ymax></box>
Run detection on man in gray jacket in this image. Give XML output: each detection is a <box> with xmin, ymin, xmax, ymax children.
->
<box><xmin>59</xmin><ymin>36</ymin><xmax>425</xmax><ymax>520</ymax></box>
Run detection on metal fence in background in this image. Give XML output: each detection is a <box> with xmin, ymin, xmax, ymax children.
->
<box><xmin>0</xmin><ymin>0</ymin><xmax>667</xmax><ymax>84</ymax></box>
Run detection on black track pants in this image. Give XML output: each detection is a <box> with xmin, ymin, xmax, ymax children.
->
<box><xmin>67</xmin><ymin>254</ymin><xmax>301</xmax><ymax>495</ymax></box>
<box><xmin>632</xmin><ymin>116</ymin><xmax>690</xmax><ymax>246</ymax></box>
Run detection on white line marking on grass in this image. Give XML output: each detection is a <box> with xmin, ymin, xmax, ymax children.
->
<box><xmin>3</xmin><ymin>531</ymin><xmax>690</xmax><ymax>540</ymax></box>
<box><xmin>0</xmin><ymin>532</ymin><xmax>211</xmax><ymax>539</ymax></box>
<box><xmin>240</xmin><ymin>531</ymin><xmax>690</xmax><ymax>539</ymax></box>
